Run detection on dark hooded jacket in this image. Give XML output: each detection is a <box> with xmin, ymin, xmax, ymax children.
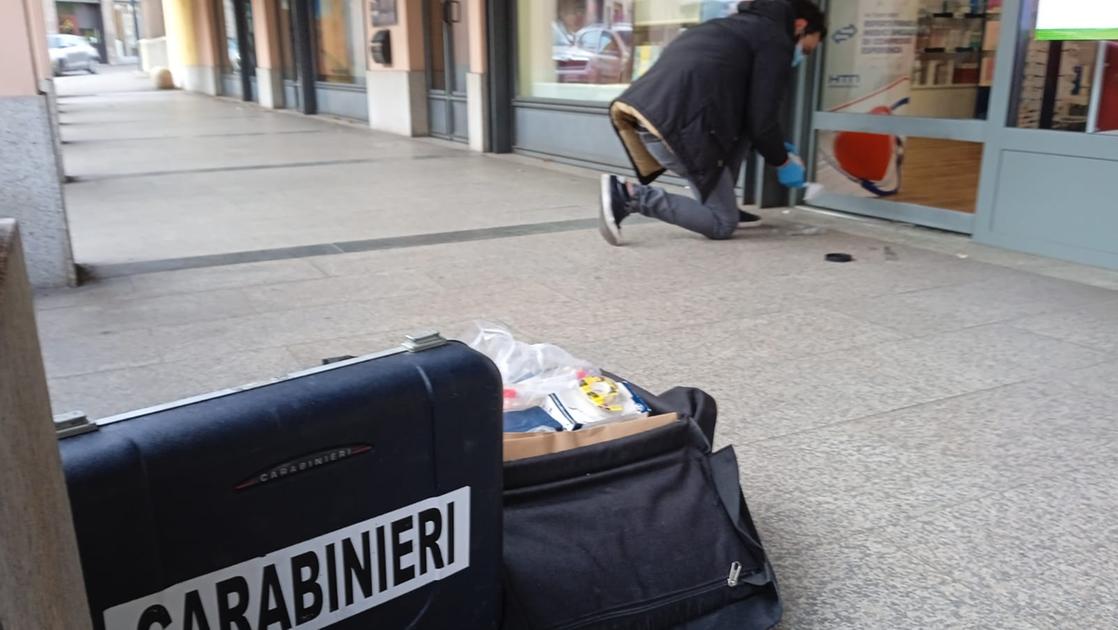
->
<box><xmin>609</xmin><ymin>0</ymin><xmax>795</xmax><ymax>200</ymax></box>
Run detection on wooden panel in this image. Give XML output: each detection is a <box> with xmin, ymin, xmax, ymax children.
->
<box><xmin>0</xmin><ymin>220</ymin><xmax>92</xmax><ymax>630</ymax></box>
<box><xmin>890</xmin><ymin>137</ymin><xmax>983</xmax><ymax>213</ymax></box>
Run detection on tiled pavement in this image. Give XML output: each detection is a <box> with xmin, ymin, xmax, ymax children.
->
<box><xmin>35</xmin><ymin>72</ymin><xmax>1118</xmax><ymax>628</ymax></box>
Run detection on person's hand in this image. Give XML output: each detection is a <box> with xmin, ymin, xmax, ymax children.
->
<box><xmin>777</xmin><ymin>154</ymin><xmax>806</xmax><ymax>189</ymax></box>
<box><xmin>784</xmin><ymin>141</ymin><xmax>798</xmax><ymax>155</ymax></box>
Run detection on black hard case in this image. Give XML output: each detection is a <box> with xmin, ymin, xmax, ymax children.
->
<box><xmin>59</xmin><ymin>340</ymin><xmax>503</xmax><ymax>630</ymax></box>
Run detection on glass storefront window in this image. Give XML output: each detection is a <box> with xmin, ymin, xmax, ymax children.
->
<box><xmin>314</xmin><ymin>0</ymin><xmax>367</xmax><ymax>85</ymax></box>
<box><xmin>220</xmin><ymin>0</ymin><xmax>239</xmax><ymax>73</ymax></box>
<box><xmin>821</xmin><ymin>0</ymin><xmax>1001</xmax><ymax>120</ymax></box>
<box><xmin>1011</xmin><ymin>0</ymin><xmax>1117</xmax><ymax>134</ymax></box>
<box><xmin>112</xmin><ymin>0</ymin><xmax>140</xmax><ymax>59</ymax></box>
<box><xmin>516</xmin><ymin>0</ymin><xmax>740</xmax><ymax>103</ymax></box>
<box><xmin>56</xmin><ymin>2</ymin><xmax>107</xmax><ymax>61</ymax></box>
<box><xmin>279</xmin><ymin>0</ymin><xmax>298</xmax><ymax>81</ymax></box>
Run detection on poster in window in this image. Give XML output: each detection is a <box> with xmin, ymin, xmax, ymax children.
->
<box><xmin>371</xmin><ymin>0</ymin><xmax>397</xmax><ymax>26</ymax></box>
<box><xmin>816</xmin><ymin>0</ymin><xmax>919</xmax><ymax>199</ymax></box>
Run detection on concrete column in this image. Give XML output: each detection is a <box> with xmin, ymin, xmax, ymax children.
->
<box><xmin>465</xmin><ymin>0</ymin><xmax>488</xmax><ymax>152</ymax></box>
<box><xmin>42</xmin><ymin>0</ymin><xmax>59</xmax><ymax>34</ymax></box>
<box><xmin>0</xmin><ymin>0</ymin><xmax>77</xmax><ymax>288</ymax></box>
<box><xmin>100</xmin><ymin>0</ymin><xmax>120</xmax><ymax>63</ymax></box>
<box><xmin>0</xmin><ymin>221</ymin><xmax>93</xmax><ymax>630</ymax></box>
<box><xmin>192</xmin><ymin>0</ymin><xmax>222</xmax><ymax>94</ymax></box>
<box><xmin>366</xmin><ymin>0</ymin><xmax>429</xmax><ymax>136</ymax></box>
<box><xmin>142</xmin><ymin>0</ymin><xmax>165</xmax><ymax>37</ymax></box>
<box><xmin>163</xmin><ymin>0</ymin><xmax>220</xmax><ymax>94</ymax></box>
<box><xmin>252</xmin><ymin>0</ymin><xmax>285</xmax><ymax>108</ymax></box>
<box><xmin>138</xmin><ymin>0</ymin><xmax>169</xmax><ymax>71</ymax></box>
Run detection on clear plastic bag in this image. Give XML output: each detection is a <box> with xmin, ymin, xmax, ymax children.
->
<box><xmin>464</xmin><ymin>321</ymin><xmax>598</xmax><ymax>411</ymax></box>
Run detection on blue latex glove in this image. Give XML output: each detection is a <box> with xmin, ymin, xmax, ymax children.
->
<box><xmin>784</xmin><ymin>142</ymin><xmax>798</xmax><ymax>155</ymax></box>
<box><xmin>777</xmin><ymin>155</ymin><xmax>806</xmax><ymax>189</ymax></box>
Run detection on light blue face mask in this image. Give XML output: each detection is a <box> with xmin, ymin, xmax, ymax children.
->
<box><xmin>792</xmin><ymin>42</ymin><xmax>805</xmax><ymax>68</ymax></box>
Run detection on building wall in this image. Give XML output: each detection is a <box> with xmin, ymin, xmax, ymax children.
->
<box><xmin>163</xmin><ymin>0</ymin><xmax>220</xmax><ymax>93</ymax></box>
<box><xmin>365</xmin><ymin>0</ymin><xmax>430</xmax><ymax>136</ymax></box>
<box><xmin>252</xmin><ymin>0</ymin><xmax>284</xmax><ymax>108</ymax></box>
<box><xmin>141</xmin><ymin>0</ymin><xmax>164</xmax><ymax>37</ymax></box>
<box><xmin>0</xmin><ymin>0</ymin><xmax>76</xmax><ymax>287</ymax></box>
<box><xmin>466</xmin><ymin>0</ymin><xmax>488</xmax><ymax>151</ymax></box>
<box><xmin>42</xmin><ymin>0</ymin><xmax>60</xmax><ymax>34</ymax></box>
<box><xmin>163</xmin><ymin>0</ymin><xmax>490</xmax><ymax>144</ymax></box>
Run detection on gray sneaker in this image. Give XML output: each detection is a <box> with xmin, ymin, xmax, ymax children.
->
<box><xmin>598</xmin><ymin>174</ymin><xmax>630</xmax><ymax>246</ymax></box>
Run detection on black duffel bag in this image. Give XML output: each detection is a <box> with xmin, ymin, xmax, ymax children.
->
<box><xmin>501</xmin><ymin>386</ymin><xmax>781</xmax><ymax>630</ymax></box>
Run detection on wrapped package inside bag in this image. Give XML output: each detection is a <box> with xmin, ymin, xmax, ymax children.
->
<box><xmin>502</xmin><ymin>413</ymin><xmax>678</xmax><ymax>462</ymax></box>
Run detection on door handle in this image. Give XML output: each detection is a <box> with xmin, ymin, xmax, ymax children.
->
<box><xmin>449</xmin><ymin>0</ymin><xmax>461</xmax><ymax>23</ymax></box>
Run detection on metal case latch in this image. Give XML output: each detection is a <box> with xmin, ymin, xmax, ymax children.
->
<box><xmin>54</xmin><ymin>411</ymin><xmax>98</xmax><ymax>439</ymax></box>
<box><xmin>403</xmin><ymin>330</ymin><xmax>447</xmax><ymax>352</ymax></box>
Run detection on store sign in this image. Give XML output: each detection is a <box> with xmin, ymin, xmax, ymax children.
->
<box><xmin>1037</xmin><ymin>0</ymin><xmax>1118</xmax><ymax>41</ymax></box>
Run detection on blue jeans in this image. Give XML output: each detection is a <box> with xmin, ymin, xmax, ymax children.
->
<box><xmin>631</xmin><ymin>131</ymin><xmax>742</xmax><ymax>240</ymax></box>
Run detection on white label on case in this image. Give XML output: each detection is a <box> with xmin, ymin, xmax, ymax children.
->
<box><xmin>104</xmin><ymin>486</ymin><xmax>471</xmax><ymax>630</ymax></box>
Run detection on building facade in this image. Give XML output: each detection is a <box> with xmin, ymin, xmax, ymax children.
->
<box><xmin>155</xmin><ymin>0</ymin><xmax>1118</xmax><ymax>269</ymax></box>
<box><xmin>162</xmin><ymin>0</ymin><xmax>490</xmax><ymax>145</ymax></box>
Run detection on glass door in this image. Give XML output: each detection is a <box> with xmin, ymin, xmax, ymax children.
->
<box><xmin>222</xmin><ymin>0</ymin><xmax>257</xmax><ymax>101</ymax></box>
<box><xmin>803</xmin><ymin>0</ymin><xmax>1004</xmax><ymax>234</ymax></box>
<box><xmin>237</xmin><ymin>0</ymin><xmax>257</xmax><ymax>101</ymax></box>
<box><xmin>426</xmin><ymin>0</ymin><xmax>470</xmax><ymax>142</ymax></box>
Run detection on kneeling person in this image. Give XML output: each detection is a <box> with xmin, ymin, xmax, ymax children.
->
<box><xmin>599</xmin><ymin>0</ymin><xmax>825</xmax><ymax>245</ymax></box>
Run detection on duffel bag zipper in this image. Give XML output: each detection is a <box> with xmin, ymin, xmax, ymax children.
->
<box><xmin>556</xmin><ymin>562</ymin><xmax>750</xmax><ymax>630</ymax></box>
<box><xmin>727</xmin><ymin>561</ymin><xmax>743</xmax><ymax>587</ymax></box>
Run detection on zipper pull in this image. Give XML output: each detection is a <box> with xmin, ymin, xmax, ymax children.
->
<box><xmin>727</xmin><ymin>561</ymin><xmax>742</xmax><ymax>587</ymax></box>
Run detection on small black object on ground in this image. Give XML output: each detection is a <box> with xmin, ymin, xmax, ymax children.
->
<box><xmin>825</xmin><ymin>253</ymin><xmax>854</xmax><ymax>263</ymax></box>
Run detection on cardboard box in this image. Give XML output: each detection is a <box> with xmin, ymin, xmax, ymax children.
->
<box><xmin>503</xmin><ymin>413</ymin><xmax>679</xmax><ymax>462</ymax></box>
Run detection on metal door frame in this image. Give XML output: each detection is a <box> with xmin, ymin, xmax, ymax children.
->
<box><xmin>424</xmin><ymin>0</ymin><xmax>468</xmax><ymax>142</ymax></box>
<box><xmin>290</xmin><ymin>0</ymin><xmax>317</xmax><ymax>114</ymax></box>
<box><xmin>232</xmin><ymin>0</ymin><xmax>256</xmax><ymax>102</ymax></box>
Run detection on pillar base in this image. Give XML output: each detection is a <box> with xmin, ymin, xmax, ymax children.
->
<box><xmin>256</xmin><ymin>68</ymin><xmax>284</xmax><ymax>109</ymax></box>
<box><xmin>366</xmin><ymin>70</ymin><xmax>428</xmax><ymax>137</ymax></box>
<box><xmin>179</xmin><ymin>65</ymin><xmax>220</xmax><ymax>96</ymax></box>
<box><xmin>467</xmin><ymin>72</ymin><xmax>489</xmax><ymax>152</ymax></box>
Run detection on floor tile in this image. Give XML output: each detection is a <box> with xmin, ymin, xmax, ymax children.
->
<box><xmin>125</xmin><ymin>258</ymin><xmax>327</xmax><ymax>297</ymax></box>
<box><xmin>876</xmin><ymin>468</ymin><xmax>1118</xmax><ymax>629</ymax></box>
<box><xmin>40</xmin><ymin>328</ymin><xmax>163</xmax><ymax>378</ymax></box>
<box><xmin>242</xmin><ymin>270</ymin><xmax>444</xmax><ymax>311</ymax></box>
<box><xmin>828</xmin><ymin>276</ymin><xmax>1116</xmax><ymax>337</ymax></box>
<box><xmin>1060</xmin><ymin>360</ymin><xmax>1118</xmax><ymax>401</ymax></box>
<box><xmin>47</xmin><ymin>347</ymin><xmax>303</xmax><ymax>419</ymax></box>
<box><xmin>1009</xmin><ymin>299</ymin><xmax>1118</xmax><ymax>354</ymax></box>
<box><xmin>34</xmin><ymin>288</ymin><xmax>258</xmax><ymax>337</ymax></box>
<box><xmin>770</xmin><ymin>535</ymin><xmax>1044</xmax><ymax>630</ymax></box>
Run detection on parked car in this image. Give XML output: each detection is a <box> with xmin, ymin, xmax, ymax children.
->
<box><xmin>48</xmin><ymin>34</ymin><xmax>100</xmax><ymax>75</ymax></box>
<box><xmin>554</xmin><ymin>23</ymin><xmax>633</xmax><ymax>85</ymax></box>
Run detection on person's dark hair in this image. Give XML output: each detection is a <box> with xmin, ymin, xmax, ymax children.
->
<box><xmin>788</xmin><ymin>0</ymin><xmax>827</xmax><ymax>36</ymax></box>
<box><xmin>739</xmin><ymin>0</ymin><xmax>827</xmax><ymax>36</ymax></box>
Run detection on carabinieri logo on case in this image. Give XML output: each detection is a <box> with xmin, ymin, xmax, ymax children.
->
<box><xmin>234</xmin><ymin>445</ymin><xmax>373</xmax><ymax>491</ymax></box>
<box><xmin>103</xmin><ymin>487</ymin><xmax>471</xmax><ymax>630</ymax></box>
